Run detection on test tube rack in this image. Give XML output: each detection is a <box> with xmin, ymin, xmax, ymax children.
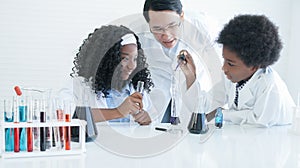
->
<box><xmin>0</xmin><ymin>119</ymin><xmax>86</xmax><ymax>159</ymax></box>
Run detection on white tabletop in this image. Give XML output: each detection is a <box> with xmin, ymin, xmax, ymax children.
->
<box><xmin>1</xmin><ymin>122</ymin><xmax>300</xmax><ymax>168</ymax></box>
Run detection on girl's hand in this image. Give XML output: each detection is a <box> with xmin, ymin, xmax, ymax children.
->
<box><xmin>132</xmin><ymin>109</ymin><xmax>152</xmax><ymax>125</ymax></box>
<box><xmin>116</xmin><ymin>92</ymin><xmax>143</xmax><ymax>116</ymax></box>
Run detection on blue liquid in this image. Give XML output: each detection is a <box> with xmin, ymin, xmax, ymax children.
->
<box><xmin>5</xmin><ymin>128</ymin><xmax>14</xmax><ymax>152</ymax></box>
<box><xmin>4</xmin><ymin>112</ymin><xmax>14</xmax><ymax>122</ymax></box>
<box><xmin>19</xmin><ymin>127</ymin><xmax>27</xmax><ymax>151</ymax></box>
<box><xmin>4</xmin><ymin>111</ymin><xmax>14</xmax><ymax>151</ymax></box>
<box><xmin>215</xmin><ymin>108</ymin><xmax>223</xmax><ymax>128</ymax></box>
<box><xmin>19</xmin><ymin>106</ymin><xmax>27</xmax><ymax>122</ymax></box>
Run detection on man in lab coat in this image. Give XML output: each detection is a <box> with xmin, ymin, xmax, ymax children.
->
<box><xmin>206</xmin><ymin>14</ymin><xmax>295</xmax><ymax>127</ymax></box>
<box><xmin>139</xmin><ymin>0</ymin><xmax>225</xmax><ymax>123</ymax></box>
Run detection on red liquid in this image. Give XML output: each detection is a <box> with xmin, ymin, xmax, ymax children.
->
<box><xmin>56</xmin><ymin>109</ymin><xmax>65</xmax><ymax>148</ymax></box>
<box><xmin>65</xmin><ymin>114</ymin><xmax>71</xmax><ymax>150</ymax></box>
<box><xmin>65</xmin><ymin>114</ymin><xmax>71</xmax><ymax>122</ymax></box>
<box><xmin>65</xmin><ymin>126</ymin><xmax>71</xmax><ymax>150</ymax></box>
<box><xmin>14</xmin><ymin>128</ymin><xmax>20</xmax><ymax>152</ymax></box>
<box><xmin>56</xmin><ymin>109</ymin><xmax>64</xmax><ymax>121</ymax></box>
<box><xmin>27</xmin><ymin>127</ymin><xmax>33</xmax><ymax>152</ymax></box>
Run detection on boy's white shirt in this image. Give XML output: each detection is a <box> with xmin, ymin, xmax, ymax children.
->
<box><xmin>223</xmin><ymin>67</ymin><xmax>295</xmax><ymax>127</ymax></box>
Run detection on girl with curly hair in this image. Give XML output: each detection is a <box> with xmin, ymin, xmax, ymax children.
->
<box><xmin>63</xmin><ymin>25</ymin><xmax>157</xmax><ymax>125</ymax></box>
<box><xmin>206</xmin><ymin>14</ymin><xmax>295</xmax><ymax>127</ymax></box>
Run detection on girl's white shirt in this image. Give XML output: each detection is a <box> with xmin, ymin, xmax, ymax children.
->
<box><xmin>58</xmin><ymin>77</ymin><xmax>159</xmax><ymax>123</ymax></box>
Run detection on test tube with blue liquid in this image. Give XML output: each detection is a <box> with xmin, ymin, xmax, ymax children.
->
<box><xmin>19</xmin><ymin>97</ymin><xmax>28</xmax><ymax>151</ymax></box>
<box><xmin>4</xmin><ymin>99</ymin><xmax>14</xmax><ymax>152</ymax></box>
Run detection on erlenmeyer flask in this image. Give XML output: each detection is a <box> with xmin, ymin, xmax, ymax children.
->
<box><xmin>188</xmin><ymin>93</ymin><xmax>208</xmax><ymax>134</ymax></box>
<box><xmin>71</xmin><ymin>86</ymin><xmax>98</xmax><ymax>142</ymax></box>
<box><xmin>188</xmin><ymin>112</ymin><xmax>208</xmax><ymax>134</ymax></box>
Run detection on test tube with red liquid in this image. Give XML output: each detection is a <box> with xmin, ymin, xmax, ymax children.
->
<box><xmin>64</xmin><ymin>101</ymin><xmax>71</xmax><ymax>150</ymax></box>
<box><xmin>13</xmin><ymin>97</ymin><xmax>20</xmax><ymax>152</ymax></box>
<box><xmin>27</xmin><ymin>98</ymin><xmax>33</xmax><ymax>152</ymax></box>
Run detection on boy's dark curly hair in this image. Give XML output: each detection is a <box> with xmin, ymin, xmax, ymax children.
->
<box><xmin>217</xmin><ymin>14</ymin><xmax>282</xmax><ymax>68</ymax></box>
<box><xmin>71</xmin><ymin>25</ymin><xmax>154</xmax><ymax>97</ymax></box>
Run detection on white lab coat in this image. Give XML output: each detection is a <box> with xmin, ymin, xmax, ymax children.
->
<box><xmin>58</xmin><ymin>77</ymin><xmax>159</xmax><ymax>122</ymax></box>
<box><xmin>136</xmin><ymin>11</ymin><xmax>225</xmax><ymax>120</ymax></box>
<box><xmin>223</xmin><ymin>67</ymin><xmax>295</xmax><ymax>127</ymax></box>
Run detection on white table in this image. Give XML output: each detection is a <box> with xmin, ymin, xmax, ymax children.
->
<box><xmin>1</xmin><ymin>122</ymin><xmax>300</xmax><ymax>168</ymax></box>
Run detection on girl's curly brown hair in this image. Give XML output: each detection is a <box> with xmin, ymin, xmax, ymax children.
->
<box><xmin>71</xmin><ymin>25</ymin><xmax>154</xmax><ymax>97</ymax></box>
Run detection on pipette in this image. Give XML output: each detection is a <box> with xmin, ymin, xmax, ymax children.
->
<box><xmin>174</xmin><ymin>53</ymin><xmax>186</xmax><ymax>71</ymax></box>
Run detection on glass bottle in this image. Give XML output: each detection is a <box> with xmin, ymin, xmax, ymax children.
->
<box><xmin>215</xmin><ymin>107</ymin><xmax>223</xmax><ymax>128</ymax></box>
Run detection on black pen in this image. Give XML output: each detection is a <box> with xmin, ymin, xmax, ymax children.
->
<box><xmin>155</xmin><ymin>127</ymin><xmax>168</xmax><ymax>132</ymax></box>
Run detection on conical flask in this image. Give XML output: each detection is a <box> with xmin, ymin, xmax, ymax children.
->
<box><xmin>187</xmin><ymin>93</ymin><xmax>208</xmax><ymax>134</ymax></box>
<box><xmin>71</xmin><ymin>86</ymin><xmax>98</xmax><ymax>142</ymax></box>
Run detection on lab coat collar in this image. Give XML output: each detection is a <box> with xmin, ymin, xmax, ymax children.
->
<box><xmin>230</xmin><ymin>68</ymin><xmax>267</xmax><ymax>109</ymax></box>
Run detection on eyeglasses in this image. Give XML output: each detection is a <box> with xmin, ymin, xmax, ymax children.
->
<box><xmin>150</xmin><ymin>21</ymin><xmax>181</xmax><ymax>34</ymax></box>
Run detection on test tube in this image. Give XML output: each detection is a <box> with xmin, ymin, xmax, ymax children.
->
<box><xmin>40</xmin><ymin>100</ymin><xmax>46</xmax><ymax>152</ymax></box>
<box><xmin>64</xmin><ymin>101</ymin><xmax>71</xmax><ymax>150</ymax></box>
<box><xmin>56</xmin><ymin>99</ymin><xmax>64</xmax><ymax>149</ymax></box>
<box><xmin>13</xmin><ymin>97</ymin><xmax>20</xmax><ymax>152</ymax></box>
<box><xmin>32</xmin><ymin>99</ymin><xmax>40</xmax><ymax>151</ymax></box>
<box><xmin>4</xmin><ymin>99</ymin><xmax>14</xmax><ymax>152</ymax></box>
<box><xmin>130</xmin><ymin>81</ymin><xmax>145</xmax><ymax>125</ymax></box>
<box><xmin>27</xmin><ymin>98</ymin><xmax>33</xmax><ymax>152</ymax></box>
<box><xmin>137</xmin><ymin>81</ymin><xmax>144</xmax><ymax>94</ymax></box>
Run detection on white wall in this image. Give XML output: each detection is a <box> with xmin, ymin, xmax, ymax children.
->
<box><xmin>287</xmin><ymin>0</ymin><xmax>300</xmax><ymax>103</ymax></box>
<box><xmin>0</xmin><ymin>0</ymin><xmax>299</xmax><ymax>102</ymax></box>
